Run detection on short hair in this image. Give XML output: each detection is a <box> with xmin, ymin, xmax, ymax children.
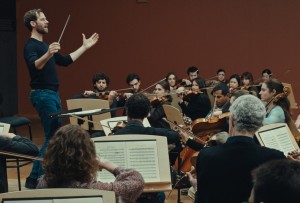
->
<box><xmin>126</xmin><ymin>93</ymin><xmax>150</xmax><ymax>119</ymax></box>
<box><xmin>24</xmin><ymin>8</ymin><xmax>42</xmax><ymax>31</ymax></box>
<box><xmin>262</xmin><ymin>68</ymin><xmax>272</xmax><ymax>76</ymax></box>
<box><xmin>126</xmin><ymin>73</ymin><xmax>140</xmax><ymax>85</ymax></box>
<box><xmin>92</xmin><ymin>72</ymin><xmax>110</xmax><ymax>86</ymax></box>
<box><xmin>230</xmin><ymin>95</ymin><xmax>265</xmax><ymax>133</ymax></box>
<box><xmin>241</xmin><ymin>72</ymin><xmax>254</xmax><ymax>83</ymax></box>
<box><xmin>211</xmin><ymin>82</ymin><xmax>229</xmax><ymax>96</ymax></box>
<box><xmin>186</xmin><ymin>66</ymin><xmax>199</xmax><ymax>75</ymax></box>
<box><xmin>251</xmin><ymin>159</ymin><xmax>300</xmax><ymax>203</ymax></box>
<box><xmin>231</xmin><ymin>89</ymin><xmax>249</xmax><ymax>100</ymax></box>
<box><xmin>43</xmin><ymin>124</ymin><xmax>99</xmax><ymax>187</ymax></box>
<box><xmin>217</xmin><ymin>69</ymin><xmax>225</xmax><ymax>74</ymax></box>
<box><xmin>229</xmin><ymin>74</ymin><xmax>241</xmax><ymax>87</ymax></box>
<box><xmin>263</xmin><ymin>79</ymin><xmax>291</xmax><ymax>123</ymax></box>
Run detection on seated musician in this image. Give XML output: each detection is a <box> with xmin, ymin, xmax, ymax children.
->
<box><xmin>206</xmin><ymin>68</ymin><xmax>228</xmax><ymax>87</ymax></box>
<box><xmin>180</xmin><ymin>66</ymin><xmax>199</xmax><ymax>87</ymax></box>
<box><xmin>37</xmin><ymin>124</ymin><xmax>144</xmax><ymax>203</ymax></box>
<box><xmin>249</xmin><ymin>159</ymin><xmax>300</xmax><ymax>203</ymax></box>
<box><xmin>109</xmin><ymin>73</ymin><xmax>142</xmax><ymax>115</ymax></box>
<box><xmin>114</xmin><ymin>93</ymin><xmax>180</xmax><ymax>203</ymax></box>
<box><xmin>178</xmin><ymin>77</ymin><xmax>211</xmax><ymax>121</ymax></box>
<box><xmin>259</xmin><ymin>79</ymin><xmax>291</xmax><ymax>125</ymax></box>
<box><xmin>261</xmin><ymin>68</ymin><xmax>272</xmax><ymax>83</ymax></box>
<box><xmin>241</xmin><ymin>72</ymin><xmax>259</xmax><ymax>96</ymax></box>
<box><xmin>165</xmin><ymin>72</ymin><xmax>178</xmax><ymax>91</ymax></box>
<box><xmin>196</xmin><ymin>95</ymin><xmax>285</xmax><ymax>203</ymax></box>
<box><xmin>208</xmin><ymin>82</ymin><xmax>230</xmax><ymax>116</ymax></box>
<box><xmin>148</xmin><ymin>80</ymin><xmax>173</xmax><ymax>128</ymax></box>
<box><xmin>0</xmin><ymin>132</ymin><xmax>39</xmax><ymax>193</ymax></box>
<box><xmin>73</xmin><ymin>72</ymin><xmax>110</xmax><ymax>99</ymax></box>
<box><xmin>228</xmin><ymin>73</ymin><xmax>241</xmax><ymax>95</ymax></box>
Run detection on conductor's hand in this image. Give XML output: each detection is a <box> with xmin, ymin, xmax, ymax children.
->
<box><xmin>82</xmin><ymin>33</ymin><xmax>99</xmax><ymax>50</ymax></box>
<box><xmin>47</xmin><ymin>42</ymin><xmax>61</xmax><ymax>57</ymax></box>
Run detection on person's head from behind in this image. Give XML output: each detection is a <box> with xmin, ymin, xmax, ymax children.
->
<box><xmin>229</xmin><ymin>89</ymin><xmax>249</xmax><ymax>105</ymax></box>
<box><xmin>229</xmin><ymin>95</ymin><xmax>265</xmax><ymax>135</ymax></box>
<box><xmin>217</xmin><ymin>69</ymin><xmax>226</xmax><ymax>82</ymax></box>
<box><xmin>126</xmin><ymin>93</ymin><xmax>150</xmax><ymax>120</ymax></box>
<box><xmin>165</xmin><ymin>72</ymin><xmax>177</xmax><ymax>88</ymax></box>
<box><xmin>92</xmin><ymin>73</ymin><xmax>110</xmax><ymax>92</ymax></box>
<box><xmin>186</xmin><ymin>66</ymin><xmax>199</xmax><ymax>81</ymax></box>
<box><xmin>241</xmin><ymin>72</ymin><xmax>254</xmax><ymax>86</ymax></box>
<box><xmin>43</xmin><ymin>124</ymin><xmax>98</xmax><ymax>187</ymax></box>
<box><xmin>126</xmin><ymin>73</ymin><xmax>141</xmax><ymax>93</ymax></box>
<box><xmin>261</xmin><ymin>68</ymin><xmax>272</xmax><ymax>83</ymax></box>
<box><xmin>229</xmin><ymin>74</ymin><xmax>241</xmax><ymax>89</ymax></box>
<box><xmin>249</xmin><ymin>159</ymin><xmax>300</xmax><ymax>203</ymax></box>
<box><xmin>24</xmin><ymin>8</ymin><xmax>49</xmax><ymax>34</ymax></box>
<box><xmin>211</xmin><ymin>82</ymin><xmax>229</xmax><ymax>108</ymax></box>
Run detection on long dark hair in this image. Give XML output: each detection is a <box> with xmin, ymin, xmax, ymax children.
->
<box><xmin>156</xmin><ymin>80</ymin><xmax>172</xmax><ymax>102</ymax></box>
<box><xmin>264</xmin><ymin>79</ymin><xmax>291</xmax><ymax>123</ymax></box>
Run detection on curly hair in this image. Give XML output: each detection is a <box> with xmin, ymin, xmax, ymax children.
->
<box><xmin>43</xmin><ymin>124</ymin><xmax>99</xmax><ymax>187</ymax></box>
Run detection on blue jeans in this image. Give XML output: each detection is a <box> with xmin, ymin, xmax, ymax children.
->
<box><xmin>29</xmin><ymin>89</ymin><xmax>62</xmax><ymax>179</ymax></box>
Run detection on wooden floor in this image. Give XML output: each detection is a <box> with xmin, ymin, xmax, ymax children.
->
<box><xmin>6</xmin><ymin>115</ymin><xmax>192</xmax><ymax>203</ymax></box>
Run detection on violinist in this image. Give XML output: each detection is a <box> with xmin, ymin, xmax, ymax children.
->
<box><xmin>206</xmin><ymin>68</ymin><xmax>228</xmax><ymax>87</ymax></box>
<box><xmin>109</xmin><ymin>73</ymin><xmax>142</xmax><ymax>116</ymax></box>
<box><xmin>179</xmin><ymin>66</ymin><xmax>199</xmax><ymax>87</ymax></box>
<box><xmin>0</xmin><ymin>132</ymin><xmax>39</xmax><ymax>192</ymax></box>
<box><xmin>73</xmin><ymin>72</ymin><xmax>110</xmax><ymax>99</ymax></box>
<box><xmin>260</xmin><ymin>79</ymin><xmax>291</xmax><ymax>125</ymax></box>
<box><xmin>165</xmin><ymin>72</ymin><xmax>178</xmax><ymax>91</ymax></box>
<box><xmin>178</xmin><ymin>78</ymin><xmax>211</xmax><ymax>121</ymax></box>
<box><xmin>148</xmin><ymin>81</ymin><xmax>172</xmax><ymax>128</ymax></box>
<box><xmin>241</xmin><ymin>72</ymin><xmax>259</xmax><ymax>96</ymax></box>
<box><xmin>228</xmin><ymin>74</ymin><xmax>241</xmax><ymax>96</ymax></box>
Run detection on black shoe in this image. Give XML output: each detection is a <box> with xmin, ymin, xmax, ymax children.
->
<box><xmin>25</xmin><ymin>177</ymin><xmax>37</xmax><ymax>189</ymax></box>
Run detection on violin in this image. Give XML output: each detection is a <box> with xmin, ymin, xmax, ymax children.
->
<box><xmin>265</xmin><ymin>86</ymin><xmax>290</xmax><ymax>109</ymax></box>
<box><xmin>150</xmin><ymin>96</ymin><xmax>168</xmax><ymax>107</ymax></box>
<box><xmin>191</xmin><ymin>112</ymin><xmax>230</xmax><ymax>136</ymax></box>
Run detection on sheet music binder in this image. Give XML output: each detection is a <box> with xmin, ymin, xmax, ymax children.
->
<box><xmin>93</xmin><ymin>135</ymin><xmax>172</xmax><ymax>192</ymax></box>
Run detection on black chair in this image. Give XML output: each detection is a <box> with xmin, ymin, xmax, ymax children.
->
<box><xmin>0</xmin><ymin>117</ymin><xmax>34</xmax><ymax>191</ymax></box>
<box><xmin>0</xmin><ymin>117</ymin><xmax>32</xmax><ymax>141</ymax></box>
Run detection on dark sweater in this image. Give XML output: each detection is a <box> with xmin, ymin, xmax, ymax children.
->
<box><xmin>0</xmin><ymin>135</ymin><xmax>39</xmax><ymax>193</ymax></box>
<box><xmin>24</xmin><ymin>38</ymin><xmax>73</xmax><ymax>91</ymax></box>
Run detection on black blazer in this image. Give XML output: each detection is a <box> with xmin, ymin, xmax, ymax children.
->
<box><xmin>114</xmin><ymin>120</ymin><xmax>179</xmax><ymax>144</ymax></box>
<box><xmin>196</xmin><ymin>136</ymin><xmax>285</xmax><ymax>203</ymax></box>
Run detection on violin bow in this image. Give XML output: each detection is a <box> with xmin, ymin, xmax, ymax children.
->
<box><xmin>140</xmin><ymin>78</ymin><xmax>166</xmax><ymax>93</ymax></box>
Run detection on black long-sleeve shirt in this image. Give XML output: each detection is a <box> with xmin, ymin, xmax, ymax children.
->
<box><xmin>24</xmin><ymin>38</ymin><xmax>73</xmax><ymax>91</ymax></box>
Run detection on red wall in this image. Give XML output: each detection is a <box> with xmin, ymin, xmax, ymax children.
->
<box><xmin>16</xmin><ymin>0</ymin><xmax>300</xmax><ymax>116</ymax></box>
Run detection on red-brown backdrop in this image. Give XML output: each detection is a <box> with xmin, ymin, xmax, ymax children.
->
<box><xmin>16</xmin><ymin>0</ymin><xmax>300</xmax><ymax>116</ymax></box>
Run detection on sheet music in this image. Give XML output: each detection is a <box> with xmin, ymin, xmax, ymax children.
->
<box><xmin>61</xmin><ymin>109</ymin><xmax>102</xmax><ymax>116</ymax></box>
<box><xmin>95</xmin><ymin>140</ymin><xmax>160</xmax><ymax>183</ymax></box>
<box><xmin>259</xmin><ymin>126</ymin><xmax>296</xmax><ymax>155</ymax></box>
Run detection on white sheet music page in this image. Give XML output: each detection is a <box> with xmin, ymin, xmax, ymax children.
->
<box><xmin>95</xmin><ymin>140</ymin><xmax>160</xmax><ymax>183</ymax></box>
<box><xmin>259</xmin><ymin>126</ymin><xmax>295</xmax><ymax>156</ymax></box>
